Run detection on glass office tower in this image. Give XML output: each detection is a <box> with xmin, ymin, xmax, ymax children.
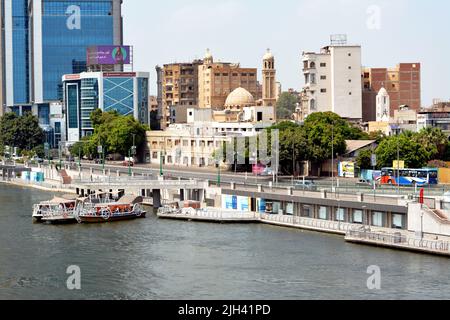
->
<box><xmin>63</xmin><ymin>72</ymin><xmax>149</xmax><ymax>144</ymax></box>
<box><xmin>2</xmin><ymin>0</ymin><xmax>123</xmax><ymax>107</ymax></box>
<box><xmin>40</xmin><ymin>0</ymin><xmax>119</xmax><ymax>101</ymax></box>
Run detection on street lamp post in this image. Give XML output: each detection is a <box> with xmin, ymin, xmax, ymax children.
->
<box><xmin>396</xmin><ymin>126</ymin><xmax>400</xmax><ymax>195</ymax></box>
<box><xmin>331</xmin><ymin>123</ymin><xmax>335</xmax><ymax>193</ymax></box>
<box><xmin>129</xmin><ymin>134</ymin><xmax>136</xmax><ymax>177</ymax></box>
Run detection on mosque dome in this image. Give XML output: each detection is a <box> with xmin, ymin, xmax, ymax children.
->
<box><xmin>225</xmin><ymin>87</ymin><xmax>255</xmax><ymax>107</ymax></box>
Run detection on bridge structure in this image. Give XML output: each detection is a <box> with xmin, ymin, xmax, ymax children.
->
<box><xmin>71</xmin><ymin>177</ymin><xmax>209</xmax><ymax>208</ymax></box>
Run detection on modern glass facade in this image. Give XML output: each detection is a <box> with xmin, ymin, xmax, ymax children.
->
<box><xmin>137</xmin><ymin>78</ymin><xmax>149</xmax><ymax>125</ymax></box>
<box><xmin>80</xmin><ymin>78</ymin><xmax>98</xmax><ymax>130</ymax></box>
<box><xmin>42</xmin><ymin>0</ymin><xmax>115</xmax><ymax>101</ymax></box>
<box><xmin>63</xmin><ymin>72</ymin><xmax>149</xmax><ymax>143</ymax></box>
<box><xmin>103</xmin><ymin>77</ymin><xmax>134</xmax><ymax>116</ymax></box>
<box><xmin>12</xmin><ymin>0</ymin><xmax>29</xmax><ymax>104</ymax></box>
<box><xmin>67</xmin><ymin>83</ymin><xmax>80</xmax><ymax>129</ymax></box>
<box><xmin>3</xmin><ymin>0</ymin><xmax>121</xmax><ymax>108</ymax></box>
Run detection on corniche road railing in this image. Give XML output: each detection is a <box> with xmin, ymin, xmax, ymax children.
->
<box><xmin>346</xmin><ymin>230</ymin><xmax>450</xmax><ymax>254</ymax></box>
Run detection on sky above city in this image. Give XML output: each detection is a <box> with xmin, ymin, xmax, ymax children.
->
<box><xmin>123</xmin><ymin>0</ymin><xmax>449</xmax><ymax>106</ymax></box>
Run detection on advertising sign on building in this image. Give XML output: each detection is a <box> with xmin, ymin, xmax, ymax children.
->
<box><xmin>393</xmin><ymin>161</ymin><xmax>405</xmax><ymax>169</ymax></box>
<box><xmin>87</xmin><ymin>46</ymin><xmax>131</xmax><ymax>65</ymax></box>
<box><xmin>339</xmin><ymin>162</ymin><xmax>355</xmax><ymax>178</ymax></box>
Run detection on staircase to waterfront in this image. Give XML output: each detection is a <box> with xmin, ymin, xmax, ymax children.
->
<box><xmin>59</xmin><ymin>169</ymin><xmax>72</xmax><ymax>185</ymax></box>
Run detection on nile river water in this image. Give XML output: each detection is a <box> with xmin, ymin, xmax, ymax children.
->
<box><xmin>0</xmin><ymin>184</ymin><xmax>450</xmax><ymax>300</ymax></box>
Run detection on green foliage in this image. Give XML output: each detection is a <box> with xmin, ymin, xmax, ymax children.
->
<box><xmin>375</xmin><ymin>134</ymin><xmax>430</xmax><ymax>169</ymax></box>
<box><xmin>276</xmin><ymin>92</ymin><xmax>298</xmax><ymax>120</ymax></box>
<box><xmin>356</xmin><ymin>149</ymin><xmax>374</xmax><ymax>170</ymax></box>
<box><xmin>69</xmin><ymin>110</ymin><xmax>149</xmax><ymax>158</ymax></box>
<box><xmin>0</xmin><ymin>112</ymin><xmax>45</xmax><ymax>153</ymax></box>
<box><xmin>414</xmin><ymin>127</ymin><xmax>448</xmax><ymax>160</ymax></box>
<box><xmin>302</xmin><ymin>112</ymin><xmax>348</xmax><ymax>163</ymax></box>
<box><xmin>368</xmin><ymin>131</ymin><xmax>387</xmax><ymax>144</ymax></box>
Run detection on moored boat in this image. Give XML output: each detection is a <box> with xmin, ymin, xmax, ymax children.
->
<box><xmin>74</xmin><ymin>195</ymin><xmax>146</xmax><ymax>224</ymax></box>
<box><xmin>33</xmin><ymin>195</ymin><xmax>79</xmax><ymax>224</ymax></box>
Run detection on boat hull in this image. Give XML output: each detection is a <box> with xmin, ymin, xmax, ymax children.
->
<box><xmin>41</xmin><ymin>216</ymin><xmax>78</xmax><ymax>225</ymax></box>
<box><xmin>78</xmin><ymin>212</ymin><xmax>147</xmax><ymax>224</ymax></box>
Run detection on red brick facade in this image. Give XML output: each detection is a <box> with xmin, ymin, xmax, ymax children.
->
<box><xmin>362</xmin><ymin>63</ymin><xmax>421</xmax><ymax>121</ymax></box>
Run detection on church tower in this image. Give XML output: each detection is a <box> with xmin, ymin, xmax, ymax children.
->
<box><xmin>262</xmin><ymin>49</ymin><xmax>277</xmax><ymax>107</ymax></box>
<box><xmin>376</xmin><ymin>87</ymin><xmax>390</xmax><ymax>122</ymax></box>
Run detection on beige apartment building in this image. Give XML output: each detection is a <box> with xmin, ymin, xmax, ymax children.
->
<box><xmin>198</xmin><ymin>49</ymin><xmax>260</xmax><ymax>109</ymax></box>
<box><xmin>157</xmin><ymin>60</ymin><xmax>203</xmax><ymax>129</ymax></box>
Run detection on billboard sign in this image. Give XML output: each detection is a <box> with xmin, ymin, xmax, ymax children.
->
<box><xmin>393</xmin><ymin>161</ymin><xmax>405</xmax><ymax>169</ymax></box>
<box><xmin>339</xmin><ymin>162</ymin><xmax>355</xmax><ymax>178</ymax></box>
<box><xmin>87</xmin><ymin>46</ymin><xmax>131</xmax><ymax>65</ymax></box>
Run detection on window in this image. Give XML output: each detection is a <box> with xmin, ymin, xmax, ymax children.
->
<box><xmin>310</xmin><ymin>99</ymin><xmax>316</xmax><ymax>110</ymax></box>
<box><xmin>320</xmin><ymin>63</ymin><xmax>326</xmax><ymax>67</ymax></box>
<box><xmin>348</xmin><ymin>79</ymin><xmax>352</xmax><ymax>83</ymax></box>
<box><xmin>319</xmin><ymin>207</ymin><xmax>328</xmax><ymax>220</ymax></box>
<box><xmin>349</xmin><ymin>92</ymin><xmax>352</xmax><ymax>95</ymax></box>
<box><xmin>392</xmin><ymin>214</ymin><xmax>404</xmax><ymax>229</ymax></box>
<box><xmin>372</xmin><ymin>212</ymin><xmax>384</xmax><ymax>227</ymax></box>
<box><xmin>348</xmin><ymin>53</ymin><xmax>352</xmax><ymax>57</ymax></box>
<box><xmin>353</xmin><ymin>210</ymin><xmax>363</xmax><ymax>224</ymax></box>
<box><xmin>286</xmin><ymin>203</ymin><xmax>294</xmax><ymax>215</ymax></box>
<box><xmin>320</xmin><ymin>75</ymin><xmax>326</xmax><ymax>80</ymax></box>
<box><xmin>302</xmin><ymin>205</ymin><xmax>312</xmax><ymax>218</ymax></box>
<box><xmin>152</xmin><ymin>152</ymin><xmax>158</xmax><ymax>159</ymax></box>
<box><xmin>320</xmin><ymin>89</ymin><xmax>327</xmax><ymax>93</ymax></box>
<box><xmin>348</xmin><ymin>66</ymin><xmax>352</xmax><ymax>70</ymax></box>
<box><xmin>336</xmin><ymin>208</ymin><xmax>345</xmax><ymax>222</ymax></box>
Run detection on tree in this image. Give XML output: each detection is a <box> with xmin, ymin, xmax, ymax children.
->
<box><xmin>368</xmin><ymin>131</ymin><xmax>387</xmax><ymax>144</ymax></box>
<box><xmin>73</xmin><ymin>110</ymin><xmax>149</xmax><ymax>158</ymax></box>
<box><xmin>356</xmin><ymin>149</ymin><xmax>374</xmax><ymax>170</ymax></box>
<box><xmin>0</xmin><ymin>112</ymin><xmax>45</xmax><ymax>153</ymax></box>
<box><xmin>276</xmin><ymin>92</ymin><xmax>299</xmax><ymax>120</ymax></box>
<box><xmin>375</xmin><ymin>134</ymin><xmax>430</xmax><ymax>169</ymax></box>
<box><xmin>302</xmin><ymin>112</ymin><xmax>348</xmax><ymax>164</ymax></box>
<box><xmin>414</xmin><ymin>127</ymin><xmax>448</xmax><ymax>160</ymax></box>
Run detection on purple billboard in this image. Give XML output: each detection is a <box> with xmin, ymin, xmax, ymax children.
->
<box><xmin>87</xmin><ymin>46</ymin><xmax>131</xmax><ymax>65</ymax></box>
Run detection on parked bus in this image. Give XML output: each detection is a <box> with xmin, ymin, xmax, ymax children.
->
<box><xmin>380</xmin><ymin>168</ymin><xmax>438</xmax><ymax>186</ymax></box>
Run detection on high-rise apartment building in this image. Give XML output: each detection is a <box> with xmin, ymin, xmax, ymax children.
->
<box><xmin>301</xmin><ymin>36</ymin><xmax>363</xmax><ymax>120</ymax></box>
<box><xmin>198</xmin><ymin>50</ymin><xmax>259</xmax><ymax>110</ymax></box>
<box><xmin>1</xmin><ymin>0</ymin><xmax>123</xmax><ymax>109</ymax></box>
<box><xmin>159</xmin><ymin>60</ymin><xmax>202</xmax><ymax>129</ymax></box>
<box><xmin>362</xmin><ymin>63</ymin><xmax>421</xmax><ymax>121</ymax></box>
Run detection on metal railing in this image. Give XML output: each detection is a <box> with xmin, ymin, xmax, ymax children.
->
<box><xmin>260</xmin><ymin>214</ymin><xmax>354</xmax><ymax>233</ymax></box>
<box><xmin>157</xmin><ymin>207</ymin><xmax>259</xmax><ymax>220</ymax></box>
<box><xmin>346</xmin><ymin>230</ymin><xmax>450</xmax><ymax>253</ymax></box>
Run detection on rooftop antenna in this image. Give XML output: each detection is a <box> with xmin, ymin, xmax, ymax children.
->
<box><xmin>330</xmin><ymin>34</ymin><xmax>348</xmax><ymax>46</ymax></box>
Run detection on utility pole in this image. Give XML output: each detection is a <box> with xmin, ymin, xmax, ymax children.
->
<box><xmin>396</xmin><ymin>123</ymin><xmax>400</xmax><ymax>195</ymax></box>
<box><xmin>331</xmin><ymin>123</ymin><xmax>334</xmax><ymax>193</ymax></box>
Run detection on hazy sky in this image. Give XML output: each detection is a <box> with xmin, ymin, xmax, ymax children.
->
<box><xmin>123</xmin><ymin>0</ymin><xmax>449</xmax><ymax>106</ymax></box>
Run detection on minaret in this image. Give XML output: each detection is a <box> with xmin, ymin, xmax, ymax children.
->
<box><xmin>376</xmin><ymin>87</ymin><xmax>390</xmax><ymax>122</ymax></box>
<box><xmin>262</xmin><ymin>49</ymin><xmax>277</xmax><ymax>107</ymax></box>
<box><xmin>204</xmin><ymin>48</ymin><xmax>213</xmax><ymax>65</ymax></box>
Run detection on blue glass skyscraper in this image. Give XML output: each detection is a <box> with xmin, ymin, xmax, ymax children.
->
<box><xmin>1</xmin><ymin>0</ymin><xmax>123</xmax><ymax>109</ymax></box>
